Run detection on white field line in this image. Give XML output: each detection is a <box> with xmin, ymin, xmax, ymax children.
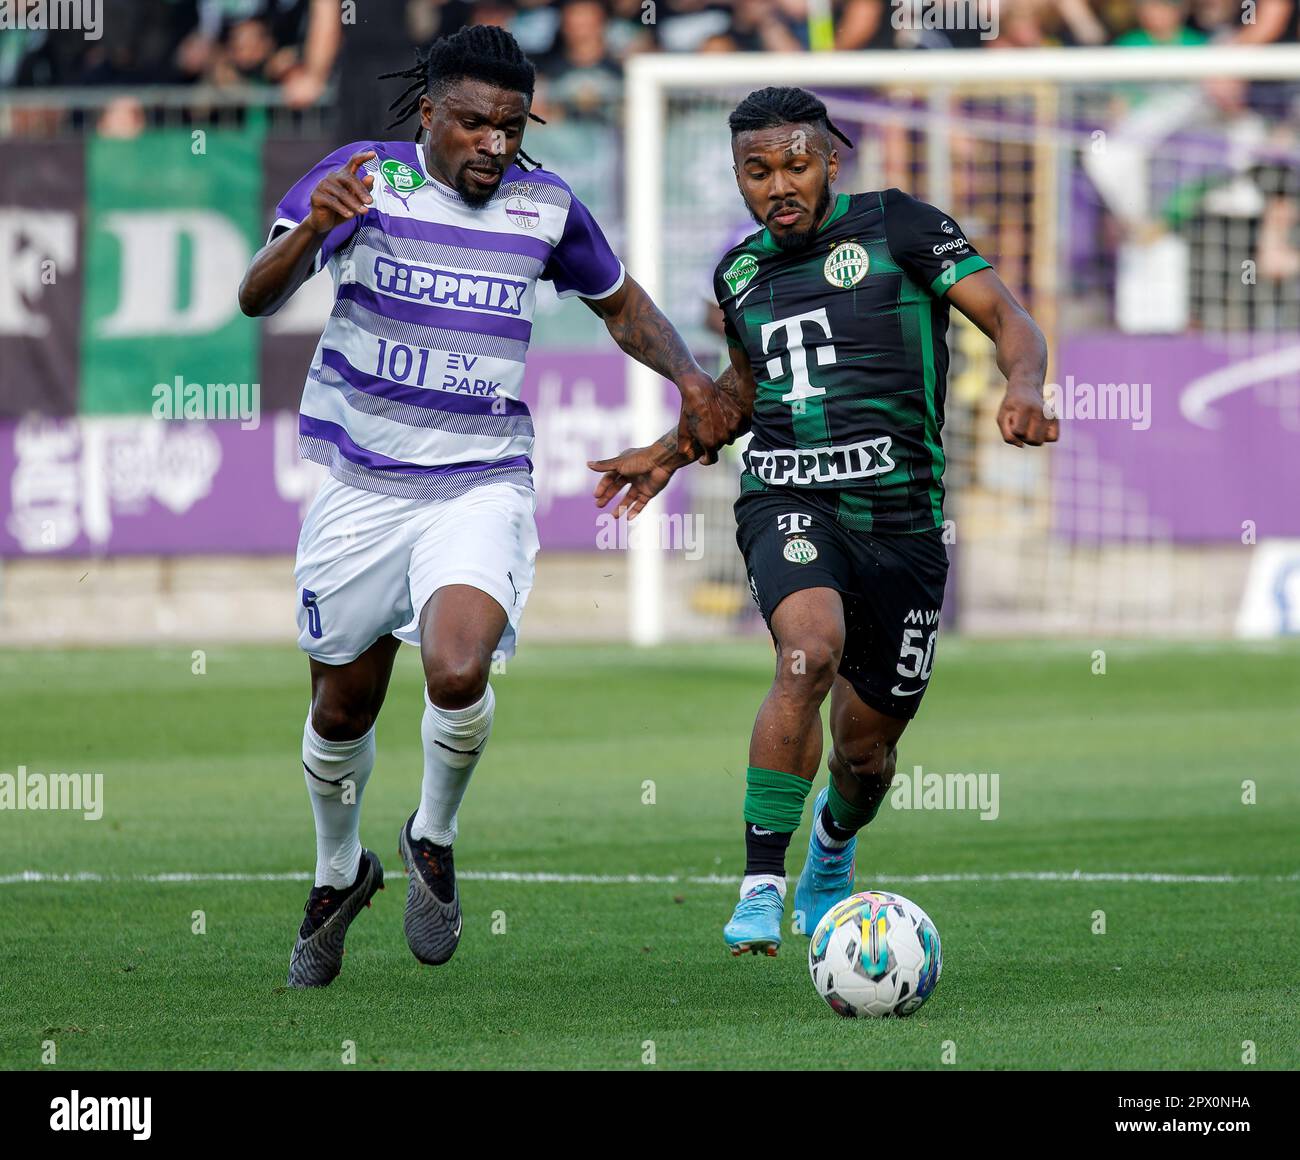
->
<box><xmin>0</xmin><ymin>869</ymin><xmax>1296</xmax><ymax>887</ymax></box>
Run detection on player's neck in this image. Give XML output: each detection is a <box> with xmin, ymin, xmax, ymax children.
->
<box><xmin>815</xmin><ymin>191</ymin><xmax>844</xmax><ymax>233</ymax></box>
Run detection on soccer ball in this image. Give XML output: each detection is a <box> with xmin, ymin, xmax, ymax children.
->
<box><xmin>808</xmin><ymin>890</ymin><xmax>942</xmax><ymax>1018</ymax></box>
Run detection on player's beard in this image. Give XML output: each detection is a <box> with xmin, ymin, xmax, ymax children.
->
<box><xmin>752</xmin><ymin>181</ymin><xmax>832</xmax><ymax>252</ymax></box>
<box><xmin>456</xmin><ymin>161</ymin><xmax>503</xmax><ymax>208</ymax></box>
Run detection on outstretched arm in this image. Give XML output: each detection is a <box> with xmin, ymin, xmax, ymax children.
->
<box><xmin>583</xmin><ymin>275</ymin><xmax>727</xmax><ymax>459</ymax></box>
<box><xmin>588</xmin><ymin>350</ymin><xmax>757</xmax><ymax>520</ymax></box>
<box><xmin>945</xmin><ymin>267</ymin><xmax>1057</xmax><ymax>448</ymax></box>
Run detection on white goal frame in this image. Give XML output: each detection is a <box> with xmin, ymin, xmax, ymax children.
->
<box><xmin>623</xmin><ymin>45</ymin><xmax>1300</xmax><ymax>645</ymax></box>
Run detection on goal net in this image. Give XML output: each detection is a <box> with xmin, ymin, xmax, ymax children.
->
<box><xmin>623</xmin><ymin>47</ymin><xmax>1300</xmax><ymax>644</ymax></box>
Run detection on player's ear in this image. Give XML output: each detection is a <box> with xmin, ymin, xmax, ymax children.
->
<box><xmin>419</xmin><ymin>94</ymin><xmax>434</xmax><ymax>133</ymax></box>
<box><xmin>827</xmin><ymin>148</ymin><xmax>839</xmax><ymax>186</ymax></box>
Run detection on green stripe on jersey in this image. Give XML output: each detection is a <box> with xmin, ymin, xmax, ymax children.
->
<box><xmin>930</xmin><ymin>254</ymin><xmax>990</xmax><ymax>297</ymax></box>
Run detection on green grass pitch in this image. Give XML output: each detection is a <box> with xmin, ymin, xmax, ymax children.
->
<box><xmin>1</xmin><ymin>639</ymin><xmax>1296</xmax><ymax>1070</ymax></box>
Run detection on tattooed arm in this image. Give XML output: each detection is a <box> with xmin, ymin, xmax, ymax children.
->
<box><xmin>583</xmin><ymin>274</ymin><xmax>725</xmax><ymax>460</ymax></box>
<box><xmin>588</xmin><ymin>352</ymin><xmax>757</xmax><ymax>520</ymax></box>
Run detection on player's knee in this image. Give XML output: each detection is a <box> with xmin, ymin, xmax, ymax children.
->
<box><xmin>310</xmin><ymin>701</ymin><xmax>376</xmax><ymax>743</ymax></box>
<box><xmin>775</xmin><ymin>638</ymin><xmax>841</xmax><ymax>702</ymax></box>
<box><xmin>424</xmin><ymin>652</ymin><xmax>490</xmax><ymax>709</ymax></box>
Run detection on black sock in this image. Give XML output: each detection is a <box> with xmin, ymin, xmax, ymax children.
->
<box><xmin>819</xmin><ymin>801</ymin><xmax>857</xmax><ymax>843</ymax></box>
<box><xmin>744</xmin><ymin>823</ymin><xmax>793</xmax><ymax>877</ymax></box>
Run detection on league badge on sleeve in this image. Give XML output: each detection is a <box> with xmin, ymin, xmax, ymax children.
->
<box><xmin>381</xmin><ymin>160</ymin><xmax>426</xmax><ymax>194</ymax></box>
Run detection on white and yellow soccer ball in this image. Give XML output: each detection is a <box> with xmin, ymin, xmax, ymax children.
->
<box><xmin>808</xmin><ymin>890</ymin><xmax>942</xmax><ymax>1018</ymax></box>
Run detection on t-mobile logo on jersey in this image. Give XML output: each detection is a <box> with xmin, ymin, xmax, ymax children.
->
<box><xmin>777</xmin><ymin>513</ymin><xmax>812</xmax><ymax>535</ymax></box>
<box><xmin>760</xmin><ymin>308</ymin><xmax>837</xmax><ymax>406</ymax></box>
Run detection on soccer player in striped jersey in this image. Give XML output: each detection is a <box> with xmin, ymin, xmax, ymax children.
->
<box><xmin>239</xmin><ymin>25</ymin><xmax>723</xmax><ymax>987</ymax></box>
<box><xmin>591</xmin><ymin>87</ymin><xmax>1058</xmax><ymax>957</ymax></box>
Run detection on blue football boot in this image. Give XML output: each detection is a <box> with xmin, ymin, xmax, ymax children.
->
<box><xmin>723</xmin><ymin>882</ymin><xmax>784</xmax><ymax>956</ymax></box>
<box><xmin>792</xmin><ymin>788</ymin><xmax>857</xmax><ymax>937</ymax></box>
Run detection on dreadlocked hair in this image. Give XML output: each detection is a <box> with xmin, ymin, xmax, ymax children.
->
<box><xmin>727</xmin><ymin>86</ymin><xmax>854</xmax><ymax>151</ymax></box>
<box><xmin>378</xmin><ymin>24</ymin><xmax>545</xmax><ymax>169</ymax></box>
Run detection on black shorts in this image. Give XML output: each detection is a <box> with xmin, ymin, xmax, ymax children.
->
<box><xmin>735</xmin><ymin>490</ymin><xmax>950</xmax><ymax>720</ymax></box>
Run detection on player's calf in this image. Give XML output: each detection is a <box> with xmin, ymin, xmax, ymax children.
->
<box><xmin>725</xmin><ymin>591</ymin><xmax>845</xmax><ymax>955</ymax></box>
<box><xmin>794</xmin><ymin>695</ymin><xmax>906</xmax><ymax>937</ymax></box>
<box><xmin>723</xmin><ymin>765</ymin><xmax>814</xmax><ymax>955</ymax></box>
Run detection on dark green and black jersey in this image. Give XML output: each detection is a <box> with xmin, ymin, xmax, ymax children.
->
<box><xmin>713</xmin><ymin>188</ymin><xmax>989</xmax><ymax>533</ymax></box>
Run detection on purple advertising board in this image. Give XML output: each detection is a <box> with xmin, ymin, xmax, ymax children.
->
<box><xmin>8</xmin><ymin>333</ymin><xmax>1294</xmax><ymax>556</ymax></box>
<box><xmin>0</xmin><ymin>352</ymin><xmax>682</xmax><ymax>558</ymax></box>
<box><xmin>1052</xmin><ymin>334</ymin><xmax>1300</xmax><ymax>542</ymax></box>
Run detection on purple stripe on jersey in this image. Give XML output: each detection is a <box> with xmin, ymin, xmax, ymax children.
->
<box><xmin>541</xmin><ymin>191</ymin><xmax>624</xmax><ymax>299</ymax></box>
<box><xmin>318</xmin><ymin>347</ymin><xmax>530</xmax><ymax>416</ymax></box>
<box><xmin>299</xmin><ymin>415</ymin><xmax>532</xmax><ymax>475</ymax></box>
<box><xmin>338</xmin><ymin>283</ymin><xmax>533</xmax><ymax>343</ymax></box>
<box><xmin>378</xmin><ymin>211</ymin><xmax>553</xmax><ymax>262</ymax></box>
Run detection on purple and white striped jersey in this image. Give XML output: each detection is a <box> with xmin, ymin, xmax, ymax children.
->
<box><xmin>270</xmin><ymin>140</ymin><xmax>625</xmax><ymax>500</ymax></box>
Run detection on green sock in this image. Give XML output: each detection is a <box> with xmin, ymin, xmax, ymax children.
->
<box><xmin>827</xmin><ymin>776</ymin><xmax>885</xmax><ymax>834</ymax></box>
<box><xmin>744</xmin><ymin>766</ymin><xmax>813</xmax><ymax>832</ymax></box>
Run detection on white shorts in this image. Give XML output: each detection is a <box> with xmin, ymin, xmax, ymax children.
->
<box><xmin>294</xmin><ymin>476</ymin><xmax>539</xmax><ymax>666</ymax></box>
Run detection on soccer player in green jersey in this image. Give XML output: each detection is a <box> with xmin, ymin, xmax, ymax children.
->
<box><xmin>591</xmin><ymin>87</ymin><xmax>1058</xmax><ymax>956</ymax></box>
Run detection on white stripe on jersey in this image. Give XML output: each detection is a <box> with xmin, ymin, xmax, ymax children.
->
<box><xmin>300</xmin><ymin>379</ymin><xmax>531</xmax><ymax>467</ymax></box>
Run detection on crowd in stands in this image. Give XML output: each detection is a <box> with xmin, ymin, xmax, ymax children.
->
<box><xmin>4</xmin><ymin>0</ymin><xmax>1298</xmax><ymax>111</ymax></box>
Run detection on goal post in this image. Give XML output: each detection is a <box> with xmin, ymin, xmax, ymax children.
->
<box><xmin>624</xmin><ymin>45</ymin><xmax>1300</xmax><ymax>645</ymax></box>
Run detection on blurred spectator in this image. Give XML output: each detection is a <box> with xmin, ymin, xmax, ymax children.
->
<box><xmin>728</xmin><ymin>0</ymin><xmax>804</xmax><ymax>51</ymax></box>
<box><xmin>606</xmin><ymin>0</ymin><xmax>658</xmax><ymax>59</ymax></box>
<box><xmin>469</xmin><ymin>0</ymin><xmax>521</xmax><ymax>29</ymax></box>
<box><xmin>45</xmin><ymin>0</ymin><xmax>200</xmax><ymax>87</ymax></box>
<box><xmin>336</xmin><ymin>0</ymin><xmax>426</xmax><ymax>141</ymax></box>
<box><xmin>1189</xmin><ymin>0</ymin><xmax>1247</xmax><ymax>38</ymax></box>
<box><xmin>699</xmin><ymin>30</ymin><xmax>741</xmax><ymax>52</ymax></box>
<box><xmin>541</xmin><ymin>1</ymin><xmax>623</xmax><ymax>119</ymax></box>
<box><xmin>210</xmin><ymin>17</ymin><xmax>280</xmax><ymax>85</ymax></box>
<box><xmin>1112</xmin><ymin>0</ymin><xmax>1210</xmax><ymax>45</ymax></box>
<box><xmin>97</xmin><ymin>95</ymin><xmax>149</xmax><ymax>137</ymax></box>
<box><xmin>989</xmin><ymin>0</ymin><xmax>1052</xmax><ymax>47</ymax></box>
<box><xmin>833</xmin><ymin>0</ymin><xmax>893</xmax><ymax>51</ymax></box>
<box><xmin>280</xmin><ymin>0</ymin><xmax>342</xmax><ymax>108</ymax></box>
<box><xmin>656</xmin><ymin>1</ymin><xmax>733</xmax><ymax>52</ymax></box>
<box><xmin>1050</xmin><ymin>0</ymin><xmax>1110</xmax><ymax>45</ymax></box>
<box><xmin>1231</xmin><ymin>0</ymin><xmax>1298</xmax><ymax>44</ymax></box>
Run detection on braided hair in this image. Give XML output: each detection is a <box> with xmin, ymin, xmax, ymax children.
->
<box><xmin>728</xmin><ymin>86</ymin><xmax>854</xmax><ymax>152</ymax></box>
<box><xmin>379</xmin><ymin>24</ymin><xmax>545</xmax><ymax>169</ymax></box>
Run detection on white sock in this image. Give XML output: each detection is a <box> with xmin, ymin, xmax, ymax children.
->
<box><xmin>740</xmin><ymin>873</ymin><xmax>786</xmax><ymax>899</ymax></box>
<box><xmin>302</xmin><ymin>716</ymin><xmax>374</xmax><ymax>889</ymax></box>
<box><xmin>411</xmin><ymin>684</ymin><xmax>495</xmax><ymax>846</ymax></box>
<box><xmin>814</xmin><ymin>812</ymin><xmax>853</xmax><ymax>850</ymax></box>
